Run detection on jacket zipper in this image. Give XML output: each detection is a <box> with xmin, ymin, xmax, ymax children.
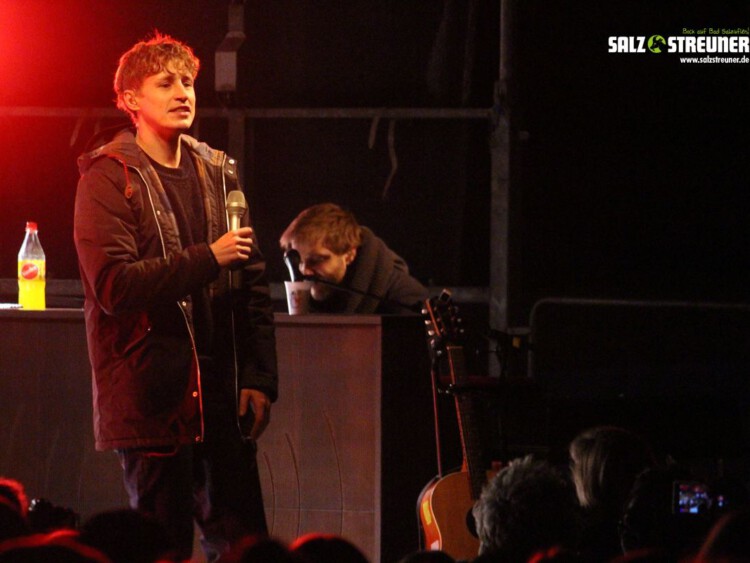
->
<box><xmin>129</xmin><ymin>162</ymin><xmax>206</xmax><ymax>444</ymax></box>
<box><xmin>220</xmin><ymin>155</ymin><xmax>247</xmax><ymax>440</ymax></box>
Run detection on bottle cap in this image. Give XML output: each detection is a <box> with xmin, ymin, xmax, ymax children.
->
<box><xmin>26</xmin><ymin>221</ymin><xmax>38</xmax><ymax>231</ymax></box>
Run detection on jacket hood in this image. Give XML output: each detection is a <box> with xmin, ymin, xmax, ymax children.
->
<box><xmin>78</xmin><ymin>126</ymin><xmax>225</xmax><ymax>176</ymax></box>
<box><xmin>77</xmin><ymin>127</ymin><xmax>143</xmax><ymax>175</ymax></box>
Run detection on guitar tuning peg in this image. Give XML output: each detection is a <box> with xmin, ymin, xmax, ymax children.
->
<box><xmin>427</xmin><ymin>329</ymin><xmax>435</xmax><ymax>337</ymax></box>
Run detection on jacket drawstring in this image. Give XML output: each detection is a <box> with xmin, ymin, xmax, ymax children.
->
<box><xmin>121</xmin><ymin>160</ymin><xmax>133</xmax><ymax>199</ymax></box>
<box><xmin>98</xmin><ymin>153</ymin><xmax>134</xmax><ymax>199</ymax></box>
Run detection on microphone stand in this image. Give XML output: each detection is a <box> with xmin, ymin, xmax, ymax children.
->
<box><xmin>302</xmin><ymin>275</ymin><xmax>420</xmax><ymax>314</ymax></box>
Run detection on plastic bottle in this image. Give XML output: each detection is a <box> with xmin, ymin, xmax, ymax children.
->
<box><xmin>18</xmin><ymin>221</ymin><xmax>46</xmax><ymax>310</ymax></box>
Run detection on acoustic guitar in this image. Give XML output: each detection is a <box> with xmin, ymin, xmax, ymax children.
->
<box><xmin>418</xmin><ymin>290</ymin><xmax>490</xmax><ymax>561</ymax></box>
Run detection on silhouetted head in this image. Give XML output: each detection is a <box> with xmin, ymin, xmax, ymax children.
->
<box><xmin>290</xmin><ymin>533</ymin><xmax>369</xmax><ymax>563</ymax></box>
<box><xmin>79</xmin><ymin>508</ymin><xmax>176</xmax><ymax>563</ymax></box>
<box><xmin>472</xmin><ymin>455</ymin><xmax>580</xmax><ymax>561</ymax></box>
<box><xmin>619</xmin><ymin>464</ymin><xmax>714</xmax><ymax>560</ymax></box>
<box><xmin>569</xmin><ymin>426</ymin><xmax>657</xmax><ymax>514</ymax></box>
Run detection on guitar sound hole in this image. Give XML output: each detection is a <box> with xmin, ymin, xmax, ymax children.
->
<box><xmin>465</xmin><ymin>507</ymin><xmax>478</xmax><ymax>538</ymax></box>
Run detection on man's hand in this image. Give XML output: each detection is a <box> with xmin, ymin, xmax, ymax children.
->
<box><xmin>210</xmin><ymin>227</ymin><xmax>254</xmax><ymax>268</ymax></box>
<box><xmin>239</xmin><ymin>388</ymin><xmax>271</xmax><ymax>441</ymax></box>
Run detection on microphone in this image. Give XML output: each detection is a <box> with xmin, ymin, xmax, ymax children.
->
<box><xmin>282</xmin><ymin>249</ymin><xmax>377</xmax><ymax>294</ymax></box>
<box><xmin>283</xmin><ymin>249</ymin><xmax>303</xmax><ymax>282</ymax></box>
<box><xmin>280</xmin><ymin>249</ymin><xmax>422</xmax><ymax>313</ymax></box>
<box><xmin>226</xmin><ymin>190</ymin><xmax>247</xmax><ymax>231</ymax></box>
<box><xmin>226</xmin><ymin>190</ymin><xmax>247</xmax><ymax>289</ymax></box>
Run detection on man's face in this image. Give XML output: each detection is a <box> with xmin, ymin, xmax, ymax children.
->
<box><xmin>129</xmin><ymin>62</ymin><xmax>196</xmax><ymax>139</ymax></box>
<box><xmin>292</xmin><ymin>238</ymin><xmax>356</xmax><ymax>301</ymax></box>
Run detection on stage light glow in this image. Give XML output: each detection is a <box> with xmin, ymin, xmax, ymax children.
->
<box><xmin>0</xmin><ymin>4</ymin><xmax>26</xmax><ymax>97</ymax></box>
<box><xmin>0</xmin><ymin>0</ymin><xmax>103</xmax><ymax>107</ymax></box>
<box><xmin>0</xmin><ymin>2</ymin><xmax>56</xmax><ymax>106</ymax></box>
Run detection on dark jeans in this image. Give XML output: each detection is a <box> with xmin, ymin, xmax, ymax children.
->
<box><xmin>117</xmin><ymin>394</ymin><xmax>267</xmax><ymax>562</ymax></box>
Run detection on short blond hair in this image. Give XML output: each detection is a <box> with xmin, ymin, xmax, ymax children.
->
<box><xmin>114</xmin><ymin>32</ymin><xmax>200</xmax><ymax>123</ymax></box>
<box><xmin>280</xmin><ymin>203</ymin><xmax>362</xmax><ymax>254</ymax></box>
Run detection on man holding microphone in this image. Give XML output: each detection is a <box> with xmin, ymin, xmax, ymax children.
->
<box><xmin>74</xmin><ymin>33</ymin><xmax>277</xmax><ymax>561</ymax></box>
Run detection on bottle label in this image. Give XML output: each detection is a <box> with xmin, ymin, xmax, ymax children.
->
<box><xmin>20</xmin><ymin>262</ymin><xmax>40</xmax><ymax>280</ymax></box>
<box><xmin>18</xmin><ymin>259</ymin><xmax>45</xmax><ymax>281</ymax></box>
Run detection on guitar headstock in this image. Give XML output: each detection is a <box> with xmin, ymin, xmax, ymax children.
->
<box><xmin>422</xmin><ymin>289</ymin><xmax>465</xmax><ymax>358</ymax></box>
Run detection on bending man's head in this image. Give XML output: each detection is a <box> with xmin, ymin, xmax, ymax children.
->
<box><xmin>280</xmin><ymin>203</ymin><xmax>362</xmax><ymax>301</ymax></box>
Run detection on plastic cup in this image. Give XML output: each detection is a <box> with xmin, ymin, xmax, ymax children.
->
<box><xmin>285</xmin><ymin>281</ymin><xmax>312</xmax><ymax>315</ymax></box>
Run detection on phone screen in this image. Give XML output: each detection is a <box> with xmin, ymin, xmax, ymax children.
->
<box><xmin>673</xmin><ymin>480</ymin><xmax>711</xmax><ymax>514</ymax></box>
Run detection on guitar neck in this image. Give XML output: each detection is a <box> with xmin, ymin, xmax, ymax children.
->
<box><xmin>447</xmin><ymin>345</ymin><xmax>486</xmax><ymax>500</ymax></box>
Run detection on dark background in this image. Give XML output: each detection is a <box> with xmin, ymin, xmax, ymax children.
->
<box><xmin>514</xmin><ymin>2</ymin><xmax>749</xmax><ymax>313</ymax></box>
<box><xmin>1</xmin><ymin>1</ymin><xmax>748</xmax><ymax>322</ymax></box>
<box><xmin>1</xmin><ymin>0</ymin><xmax>750</xmax><ymax>515</ymax></box>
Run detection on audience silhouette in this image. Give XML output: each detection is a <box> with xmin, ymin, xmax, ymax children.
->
<box><xmin>0</xmin><ymin>529</ymin><xmax>110</xmax><ymax>562</ymax></box>
<box><xmin>569</xmin><ymin>426</ymin><xmax>659</xmax><ymax>562</ymax></box>
<box><xmin>618</xmin><ymin>464</ymin><xmax>714</xmax><ymax>562</ymax></box>
<box><xmin>4</xmin><ymin>429</ymin><xmax>750</xmax><ymax>563</ymax></box>
<box><xmin>0</xmin><ymin>478</ymin><xmax>29</xmax><ymax>543</ymax></box>
<box><xmin>471</xmin><ymin>455</ymin><xmax>580</xmax><ymax>562</ymax></box>
<box><xmin>528</xmin><ymin>546</ymin><xmax>583</xmax><ymax>562</ymax></box>
<box><xmin>290</xmin><ymin>532</ymin><xmax>370</xmax><ymax>563</ymax></box>
<box><xmin>78</xmin><ymin>508</ymin><xmax>177</xmax><ymax>562</ymax></box>
<box><xmin>696</xmin><ymin>507</ymin><xmax>750</xmax><ymax>562</ymax></box>
<box><xmin>397</xmin><ymin>550</ymin><xmax>456</xmax><ymax>563</ymax></box>
<box><xmin>219</xmin><ymin>534</ymin><xmax>302</xmax><ymax>562</ymax></box>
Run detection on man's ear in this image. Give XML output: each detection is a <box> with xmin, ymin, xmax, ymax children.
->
<box><xmin>344</xmin><ymin>247</ymin><xmax>357</xmax><ymax>265</ymax></box>
<box><xmin>123</xmin><ymin>90</ymin><xmax>139</xmax><ymax>112</ymax></box>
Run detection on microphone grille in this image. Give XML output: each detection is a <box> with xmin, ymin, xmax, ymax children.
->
<box><xmin>226</xmin><ymin>190</ymin><xmax>247</xmax><ymax>212</ymax></box>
